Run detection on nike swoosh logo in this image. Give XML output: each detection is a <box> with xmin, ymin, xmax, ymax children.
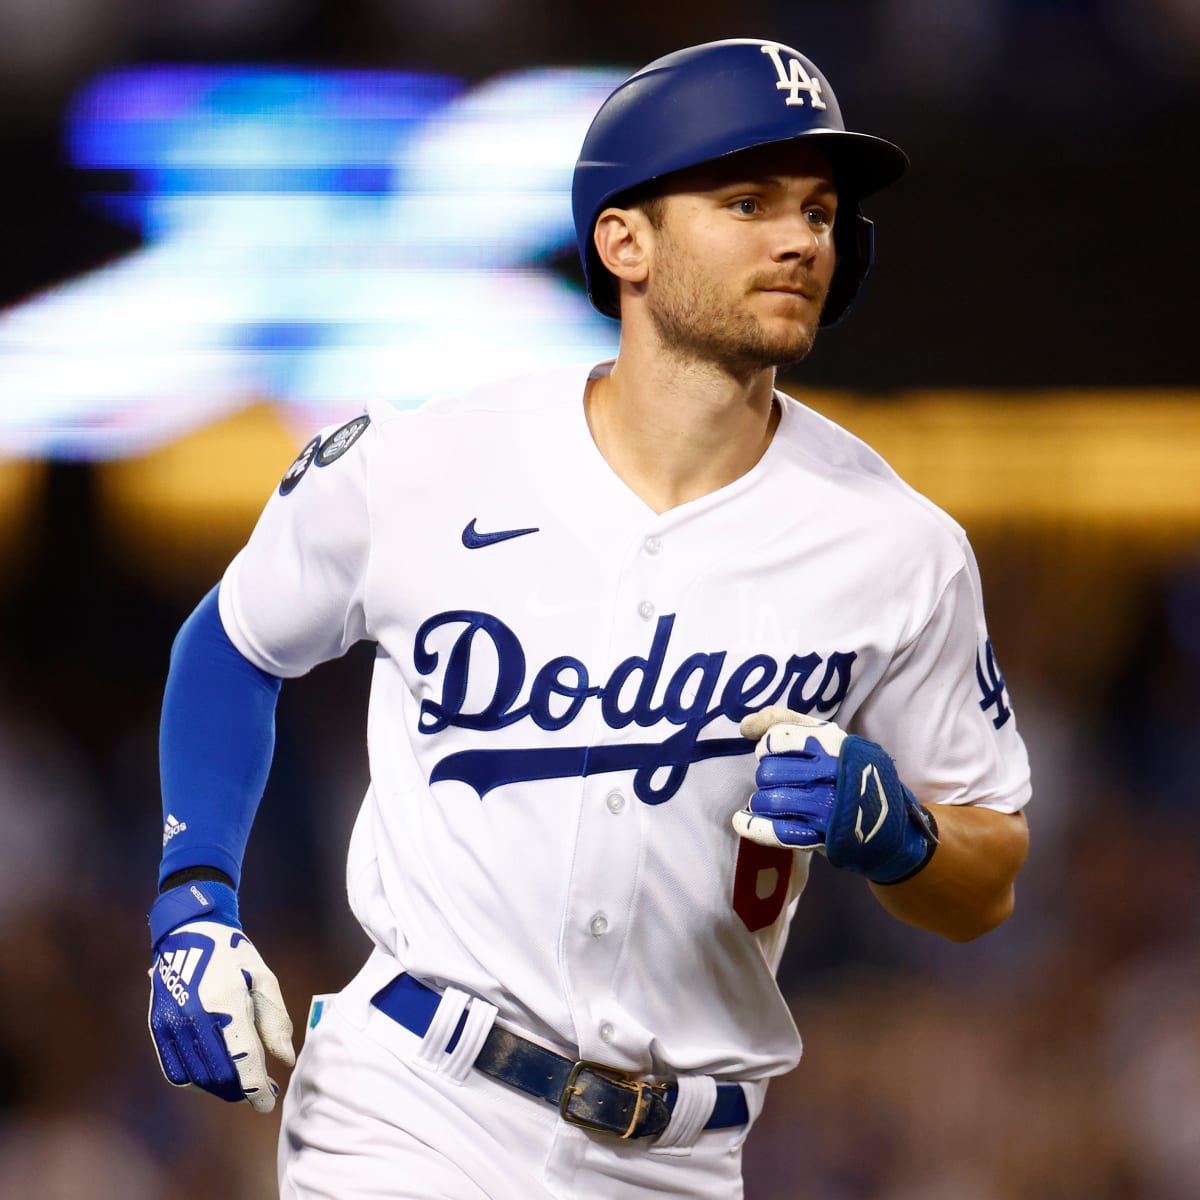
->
<box><xmin>462</xmin><ymin>519</ymin><xmax>540</xmax><ymax>549</ymax></box>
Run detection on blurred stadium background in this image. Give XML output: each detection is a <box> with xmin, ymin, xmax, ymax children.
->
<box><xmin>1</xmin><ymin>1</ymin><xmax>1198</xmax><ymax>1196</ymax></box>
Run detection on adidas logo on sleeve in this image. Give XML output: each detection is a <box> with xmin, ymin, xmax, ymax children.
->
<box><xmin>162</xmin><ymin>814</ymin><xmax>188</xmax><ymax>846</ymax></box>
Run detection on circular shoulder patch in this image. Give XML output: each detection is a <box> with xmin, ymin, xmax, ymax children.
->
<box><xmin>279</xmin><ymin>435</ymin><xmax>322</xmax><ymax>496</ymax></box>
<box><xmin>317</xmin><ymin>415</ymin><xmax>370</xmax><ymax>466</ymax></box>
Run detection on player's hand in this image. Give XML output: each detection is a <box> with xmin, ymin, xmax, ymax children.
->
<box><xmin>733</xmin><ymin>705</ymin><xmax>939</xmax><ymax>884</ymax></box>
<box><xmin>148</xmin><ymin>882</ymin><xmax>294</xmax><ymax>1113</ymax></box>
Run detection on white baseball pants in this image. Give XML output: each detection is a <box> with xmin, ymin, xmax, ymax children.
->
<box><xmin>277</xmin><ymin>954</ymin><xmax>751</xmax><ymax>1199</ymax></box>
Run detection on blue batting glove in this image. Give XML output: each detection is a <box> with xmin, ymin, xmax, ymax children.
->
<box><xmin>148</xmin><ymin>881</ymin><xmax>294</xmax><ymax>1113</ymax></box>
<box><xmin>733</xmin><ymin>706</ymin><xmax>939</xmax><ymax>884</ymax></box>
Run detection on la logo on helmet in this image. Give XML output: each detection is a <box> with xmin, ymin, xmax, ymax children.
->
<box><xmin>760</xmin><ymin>43</ymin><xmax>827</xmax><ymax>109</ymax></box>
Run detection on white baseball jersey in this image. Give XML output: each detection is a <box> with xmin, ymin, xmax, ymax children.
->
<box><xmin>219</xmin><ymin>359</ymin><xmax>1031</xmax><ymax>1090</ymax></box>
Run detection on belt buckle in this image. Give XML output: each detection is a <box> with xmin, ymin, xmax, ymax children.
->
<box><xmin>559</xmin><ymin>1060</ymin><xmax>665</xmax><ymax>1140</ymax></box>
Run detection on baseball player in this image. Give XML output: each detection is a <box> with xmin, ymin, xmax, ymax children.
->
<box><xmin>147</xmin><ymin>38</ymin><xmax>1031</xmax><ymax>1199</ymax></box>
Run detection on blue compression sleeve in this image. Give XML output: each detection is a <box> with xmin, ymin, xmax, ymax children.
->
<box><xmin>158</xmin><ymin>585</ymin><xmax>283</xmax><ymax>889</ymax></box>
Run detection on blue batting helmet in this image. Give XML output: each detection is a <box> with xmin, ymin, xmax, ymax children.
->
<box><xmin>571</xmin><ymin>38</ymin><xmax>908</xmax><ymax>326</ymax></box>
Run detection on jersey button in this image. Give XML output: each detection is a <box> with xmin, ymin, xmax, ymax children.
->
<box><xmin>644</xmin><ymin>536</ymin><xmax>662</xmax><ymax>556</ymax></box>
<box><xmin>599</xmin><ymin>1022</ymin><xmax>615</xmax><ymax>1044</ymax></box>
<box><xmin>637</xmin><ymin>600</ymin><xmax>655</xmax><ymax>621</ymax></box>
<box><xmin>605</xmin><ymin>789</ymin><xmax>625</xmax><ymax>814</ymax></box>
<box><xmin>589</xmin><ymin>913</ymin><xmax>609</xmax><ymax>938</ymax></box>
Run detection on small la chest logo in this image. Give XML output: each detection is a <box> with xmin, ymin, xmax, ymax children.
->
<box><xmin>760</xmin><ymin>43</ymin><xmax>827</xmax><ymax>110</ymax></box>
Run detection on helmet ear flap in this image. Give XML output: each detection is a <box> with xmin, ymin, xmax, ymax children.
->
<box><xmin>821</xmin><ymin>207</ymin><xmax>874</xmax><ymax>327</ymax></box>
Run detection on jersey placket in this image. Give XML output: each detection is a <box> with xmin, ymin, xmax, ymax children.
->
<box><xmin>559</xmin><ymin>522</ymin><xmax>678</xmax><ymax>1068</ymax></box>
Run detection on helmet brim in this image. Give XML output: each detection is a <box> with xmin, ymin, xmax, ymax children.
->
<box><xmin>786</xmin><ymin>129</ymin><xmax>908</xmax><ymax>200</ymax></box>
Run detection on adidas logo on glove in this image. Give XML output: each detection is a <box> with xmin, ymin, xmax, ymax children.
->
<box><xmin>156</xmin><ymin>946</ymin><xmax>203</xmax><ymax>1007</ymax></box>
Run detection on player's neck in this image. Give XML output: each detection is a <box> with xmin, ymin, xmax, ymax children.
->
<box><xmin>585</xmin><ymin>345</ymin><xmax>780</xmax><ymax>515</ymax></box>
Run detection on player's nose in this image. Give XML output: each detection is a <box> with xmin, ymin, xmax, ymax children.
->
<box><xmin>770</xmin><ymin>209</ymin><xmax>822</xmax><ymax>263</ymax></box>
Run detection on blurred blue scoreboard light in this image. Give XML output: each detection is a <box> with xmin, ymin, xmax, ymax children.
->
<box><xmin>0</xmin><ymin>64</ymin><xmax>625</xmax><ymax>460</ymax></box>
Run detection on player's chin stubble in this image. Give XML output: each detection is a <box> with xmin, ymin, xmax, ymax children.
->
<box><xmin>647</xmin><ymin>266</ymin><xmax>821</xmax><ymax>376</ymax></box>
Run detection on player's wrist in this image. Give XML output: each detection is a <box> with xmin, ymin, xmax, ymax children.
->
<box><xmin>870</xmin><ymin>801</ymin><xmax>939</xmax><ymax>885</ymax></box>
<box><xmin>160</xmin><ymin>865</ymin><xmax>236</xmax><ymax>894</ymax></box>
<box><xmin>149</xmin><ymin>877</ymin><xmax>241</xmax><ymax>949</ymax></box>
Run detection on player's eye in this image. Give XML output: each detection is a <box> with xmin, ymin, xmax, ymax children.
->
<box><xmin>805</xmin><ymin>206</ymin><xmax>833</xmax><ymax>228</ymax></box>
<box><xmin>729</xmin><ymin>197</ymin><xmax>762</xmax><ymax>217</ymax></box>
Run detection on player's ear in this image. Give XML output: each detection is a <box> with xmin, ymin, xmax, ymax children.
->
<box><xmin>593</xmin><ymin>206</ymin><xmax>652</xmax><ymax>289</ymax></box>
